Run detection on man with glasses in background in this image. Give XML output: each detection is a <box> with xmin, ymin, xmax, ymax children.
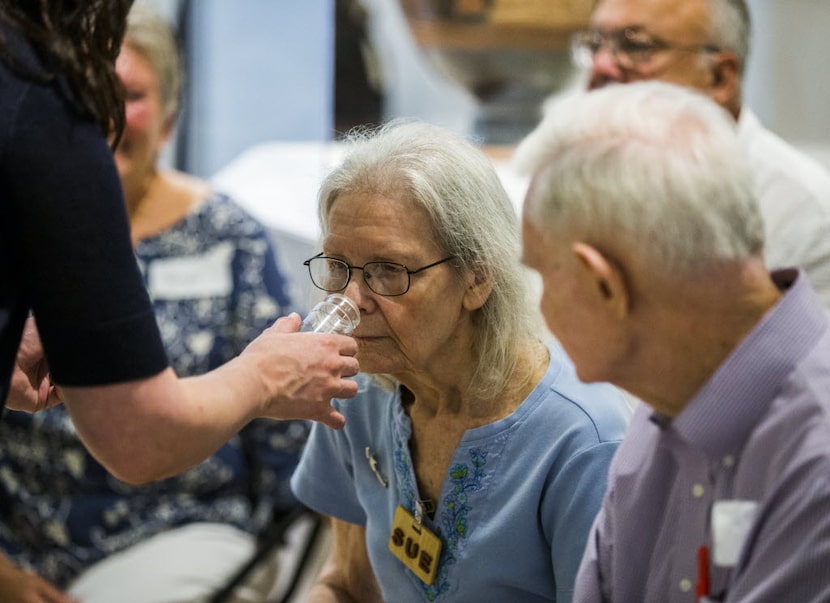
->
<box><xmin>569</xmin><ymin>0</ymin><xmax>830</xmax><ymax>307</ymax></box>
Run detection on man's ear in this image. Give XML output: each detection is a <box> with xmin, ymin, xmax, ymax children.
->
<box><xmin>707</xmin><ymin>51</ymin><xmax>741</xmax><ymax>116</ymax></box>
<box><xmin>462</xmin><ymin>263</ymin><xmax>492</xmax><ymax>311</ymax></box>
<box><xmin>572</xmin><ymin>242</ymin><xmax>629</xmax><ymax>319</ymax></box>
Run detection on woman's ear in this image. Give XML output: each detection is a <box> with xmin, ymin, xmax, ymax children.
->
<box><xmin>161</xmin><ymin>114</ymin><xmax>177</xmax><ymax>144</ymax></box>
<box><xmin>572</xmin><ymin>242</ymin><xmax>630</xmax><ymax>319</ymax></box>
<box><xmin>462</xmin><ymin>262</ymin><xmax>493</xmax><ymax>311</ymax></box>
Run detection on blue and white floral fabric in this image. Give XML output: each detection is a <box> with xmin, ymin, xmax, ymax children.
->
<box><xmin>0</xmin><ymin>192</ymin><xmax>307</xmax><ymax>586</ymax></box>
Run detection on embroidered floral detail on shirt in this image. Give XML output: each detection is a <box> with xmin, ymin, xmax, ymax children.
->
<box><xmin>395</xmin><ymin>439</ymin><xmax>489</xmax><ymax>601</ymax></box>
<box><xmin>394</xmin><ymin>440</ymin><xmax>418</xmax><ymax>512</ymax></box>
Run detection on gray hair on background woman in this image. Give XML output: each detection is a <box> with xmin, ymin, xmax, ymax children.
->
<box><xmin>123</xmin><ymin>3</ymin><xmax>183</xmax><ymax>121</ymax></box>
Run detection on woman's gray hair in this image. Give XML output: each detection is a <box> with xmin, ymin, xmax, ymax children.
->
<box><xmin>515</xmin><ymin>81</ymin><xmax>764</xmax><ymax>276</ymax></box>
<box><xmin>707</xmin><ymin>0</ymin><xmax>751</xmax><ymax>72</ymax></box>
<box><xmin>319</xmin><ymin>119</ymin><xmax>540</xmax><ymax>399</ymax></box>
<box><xmin>124</xmin><ymin>3</ymin><xmax>182</xmax><ymax>121</ymax></box>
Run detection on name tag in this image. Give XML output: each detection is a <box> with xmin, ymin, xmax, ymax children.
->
<box><xmin>147</xmin><ymin>242</ymin><xmax>234</xmax><ymax>299</ymax></box>
<box><xmin>711</xmin><ymin>500</ymin><xmax>758</xmax><ymax>567</ymax></box>
<box><xmin>388</xmin><ymin>505</ymin><xmax>442</xmax><ymax>585</ymax></box>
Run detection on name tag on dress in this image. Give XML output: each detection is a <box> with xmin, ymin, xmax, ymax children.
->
<box><xmin>147</xmin><ymin>242</ymin><xmax>234</xmax><ymax>299</ymax></box>
<box><xmin>711</xmin><ymin>500</ymin><xmax>758</xmax><ymax>567</ymax></box>
<box><xmin>388</xmin><ymin>505</ymin><xmax>442</xmax><ymax>585</ymax></box>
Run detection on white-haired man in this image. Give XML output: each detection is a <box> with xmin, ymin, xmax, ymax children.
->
<box><xmin>518</xmin><ymin>81</ymin><xmax>830</xmax><ymax>602</ymax></box>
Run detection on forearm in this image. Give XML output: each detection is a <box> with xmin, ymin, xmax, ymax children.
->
<box><xmin>307</xmin><ymin>562</ymin><xmax>383</xmax><ymax>603</ymax></box>
<box><xmin>306</xmin><ymin>579</ymin><xmax>362</xmax><ymax>603</ymax></box>
<box><xmin>306</xmin><ymin>519</ymin><xmax>384</xmax><ymax>603</ymax></box>
<box><xmin>64</xmin><ymin>365</ymin><xmax>259</xmax><ymax>484</ymax></box>
<box><xmin>62</xmin><ymin>316</ymin><xmax>358</xmax><ymax>484</ymax></box>
<box><xmin>0</xmin><ymin>552</ymin><xmax>74</xmax><ymax>603</ymax></box>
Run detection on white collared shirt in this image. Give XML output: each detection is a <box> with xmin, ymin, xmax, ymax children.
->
<box><xmin>738</xmin><ymin>109</ymin><xmax>830</xmax><ymax>307</ymax></box>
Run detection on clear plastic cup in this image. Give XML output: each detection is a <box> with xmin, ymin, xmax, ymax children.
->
<box><xmin>300</xmin><ymin>293</ymin><xmax>360</xmax><ymax>335</ymax></box>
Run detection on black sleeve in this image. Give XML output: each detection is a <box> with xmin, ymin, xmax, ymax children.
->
<box><xmin>6</xmin><ymin>79</ymin><xmax>169</xmax><ymax>386</ymax></box>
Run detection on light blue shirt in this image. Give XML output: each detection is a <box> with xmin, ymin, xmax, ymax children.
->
<box><xmin>292</xmin><ymin>343</ymin><xmax>631</xmax><ymax>602</ymax></box>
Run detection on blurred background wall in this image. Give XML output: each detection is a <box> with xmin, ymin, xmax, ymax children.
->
<box><xmin>141</xmin><ymin>0</ymin><xmax>830</xmax><ymax>170</ymax></box>
<box><xmin>138</xmin><ymin>0</ymin><xmax>830</xmax><ymax>310</ymax></box>
<box><xmin>173</xmin><ymin>0</ymin><xmax>334</xmax><ymax>178</ymax></box>
<box><xmin>744</xmin><ymin>0</ymin><xmax>830</xmax><ymax>164</ymax></box>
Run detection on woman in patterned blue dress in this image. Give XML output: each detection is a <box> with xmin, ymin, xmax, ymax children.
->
<box><xmin>0</xmin><ymin>6</ymin><xmax>304</xmax><ymax>601</ymax></box>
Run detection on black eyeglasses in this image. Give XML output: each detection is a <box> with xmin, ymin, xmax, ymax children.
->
<box><xmin>303</xmin><ymin>254</ymin><xmax>457</xmax><ymax>297</ymax></box>
<box><xmin>570</xmin><ymin>27</ymin><xmax>720</xmax><ymax>71</ymax></box>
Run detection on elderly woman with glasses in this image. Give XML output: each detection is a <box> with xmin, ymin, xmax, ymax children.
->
<box><xmin>290</xmin><ymin>120</ymin><xmax>632</xmax><ymax>603</ymax></box>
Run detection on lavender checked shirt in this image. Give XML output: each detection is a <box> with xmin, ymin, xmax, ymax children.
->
<box><xmin>574</xmin><ymin>268</ymin><xmax>830</xmax><ymax>602</ymax></box>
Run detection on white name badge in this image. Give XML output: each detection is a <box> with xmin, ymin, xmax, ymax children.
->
<box><xmin>147</xmin><ymin>242</ymin><xmax>234</xmax><ymax>299</ymax></box>
<box><xmin>711</xmin><ymin>499</ymin><xmax>758</xmax><ymax>567</ymax></box>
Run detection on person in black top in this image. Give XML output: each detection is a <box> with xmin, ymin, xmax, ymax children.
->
<box><xmin>0</xmin><ymin>0</ymin><xmax>358</xmax><ymax>485</ymax></box>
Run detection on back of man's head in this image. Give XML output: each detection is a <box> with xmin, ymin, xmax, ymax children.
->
<box><xmin>516</xmin><ymin>81</ymin><xmax>764</xmax><ymax>278</ymax></box>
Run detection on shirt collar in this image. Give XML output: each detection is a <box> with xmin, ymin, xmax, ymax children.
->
<box><xmin>736</xmin><ymin>107</ymin><xmax>760</xmax><ymax>139</ymax></box>
<box><xmin>653</xmin><ymin>269</ymin><xmax>827</xmax><ymax>458</ymax></box>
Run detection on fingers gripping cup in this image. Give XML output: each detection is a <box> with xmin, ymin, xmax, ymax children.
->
<box><xmin>301</xmin><ymin>294</ymin><xmax>360</xmax><ymax>335</ymax></box>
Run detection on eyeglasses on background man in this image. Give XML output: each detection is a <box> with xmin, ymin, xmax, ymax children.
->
<box><xmin>570</xmin><ymin>26</ymin><xmax>720</xmax><ymax>72</ymax></box>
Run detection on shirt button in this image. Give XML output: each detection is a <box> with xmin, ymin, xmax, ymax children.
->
<box><xmin>679</xmin><ymin>578</ymin><xmax>693</xmax><ymax>592</ymax></box>
<box><xmin>692</xmin><ymin>483</ymin><xmax>705</xmax><ymax>498</ymax></box>
<box><xmin>723</xmin><ymin>455</ymin><xmax>735</xmax><ymax>468</ymax></box>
